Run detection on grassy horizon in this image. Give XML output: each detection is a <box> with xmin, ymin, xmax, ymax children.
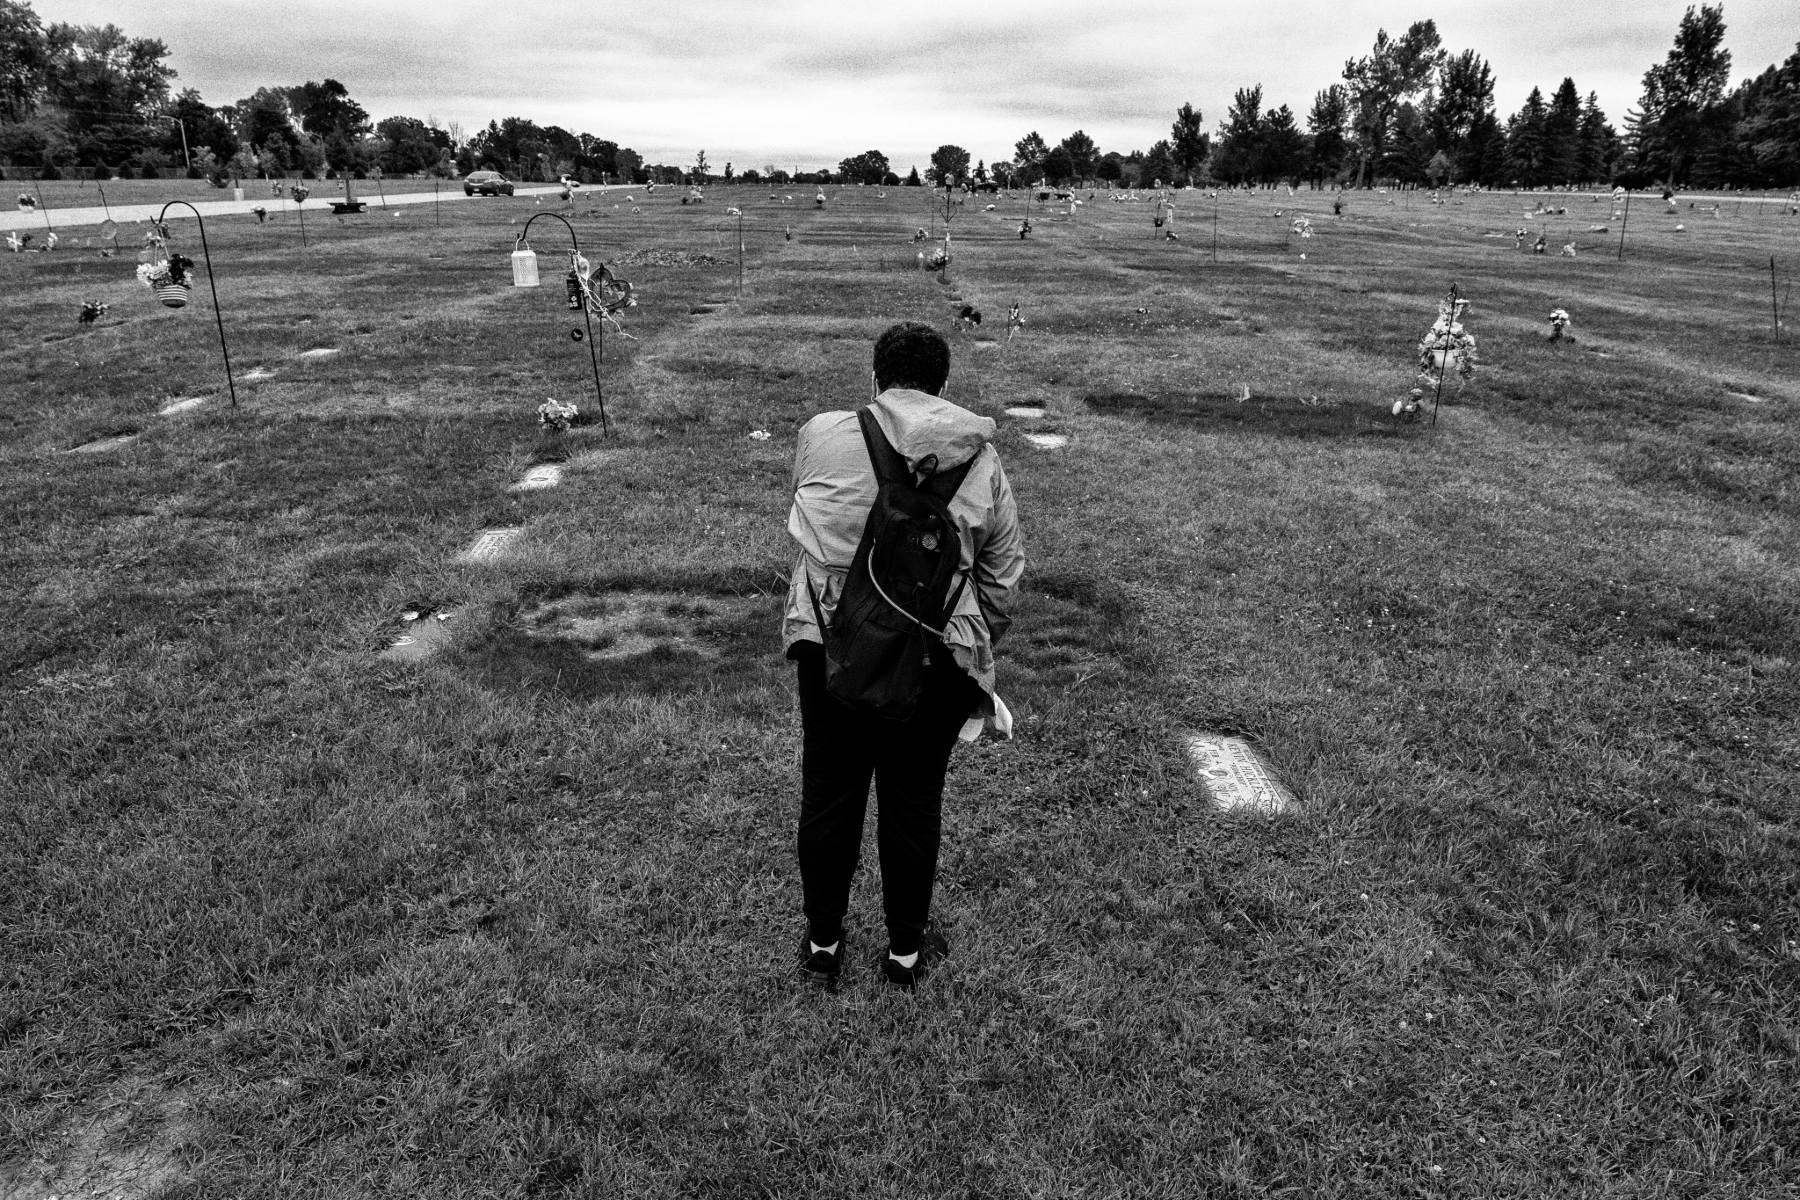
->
<box><xmin>2</xmin><ymin>182</ymin><xmax>1796</xmax><ymax>1199</ymax></box>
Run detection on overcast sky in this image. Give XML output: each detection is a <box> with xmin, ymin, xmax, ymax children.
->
<box><xmin>35</xmin><ymin>0</ymin><xmax>1800</xmax><ymax>172</ymax></box>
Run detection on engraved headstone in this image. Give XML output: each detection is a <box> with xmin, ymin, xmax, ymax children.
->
<box><xmin>508</xmin><ymin>463</ymin><xmax>563</xmax><ymax>492</ymax></box>
<box><xmin>1184</xmin><ymin>734</ymin><xmax>1299</xmax><ymax>814</ymax></box>
<box><xmin>457</xmin><ymin>527</ymin><xmax>524</xmax><ymax>563</ymax></box>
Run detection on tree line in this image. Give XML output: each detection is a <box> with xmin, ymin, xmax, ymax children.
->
<box><xmin>1</xmin><ymin>0</ymin><xmax>1794</xmax><ymax>190</ymax></box>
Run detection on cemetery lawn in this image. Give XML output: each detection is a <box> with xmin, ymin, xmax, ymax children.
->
<box><xmin>2</xmin><ymin>185</ymin><xmax>1796</xmax><ymax>1198</ymax></box>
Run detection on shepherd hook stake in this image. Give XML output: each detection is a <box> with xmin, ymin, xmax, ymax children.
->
<box><xmin>154</xmin><ymin>201</ymin><xmax>237</xmax><ymax>408</ymax></box>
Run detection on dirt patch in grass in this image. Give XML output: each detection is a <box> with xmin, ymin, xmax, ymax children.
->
<box><xmin>1084</xmin><ymin>390</ymin><xmax>1418</xmax><ymax>438</ymax></box>
<box><xmin>0</xmin><ymin>1076</ymin><xmax>198</xmax><ymax>1199</ymax></box>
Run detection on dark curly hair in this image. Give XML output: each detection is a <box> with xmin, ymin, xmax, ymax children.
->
<box><xmin>872</xmin><ymin>321</ymin><xmax>950</xmax><ymax>395</ymax></box>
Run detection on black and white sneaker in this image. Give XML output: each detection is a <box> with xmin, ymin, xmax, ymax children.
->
<box><xmin>881</xmin><ymin>924</ymin><xmax>948</xmax><ymax>990</ymax></box>
<box><xmin>797</xmin><ymin>931</ymin><xmax>843</xmax><ymax>989</ymax></box>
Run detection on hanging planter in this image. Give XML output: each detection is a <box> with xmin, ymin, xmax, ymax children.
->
<box><xmin>137</xmin><ymin>251</ymin><xmax>196</xmax><ymax>309</ymax></box>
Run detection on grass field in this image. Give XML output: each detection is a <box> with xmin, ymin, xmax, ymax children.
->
<box><xmin>2</xmin><ymin>180</ymin><xmax>1797</xmax><ymax>1199</ymax></box>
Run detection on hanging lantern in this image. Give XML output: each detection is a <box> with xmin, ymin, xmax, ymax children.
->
<box><xmin>511</xmin><ymin>237</ymin><xmax>540</xmax><ymax>287</ymax></box>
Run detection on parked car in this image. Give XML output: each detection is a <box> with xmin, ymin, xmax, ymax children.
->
<box><xmin>463</xmin><ymin>171</ymin><xmax>515</xmax><ymax>196</ymax></box>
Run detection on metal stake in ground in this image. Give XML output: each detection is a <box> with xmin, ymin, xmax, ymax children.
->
<box><xmin>1617</xmin><ymin>191</ymin><xmax>1630</xmax><ymax>261</ymax></box>
<box><xmin>516</xmin><ymin>210</ymin><xmax>608</xmax><ymax>434</ymax></box>
<box><xmin>154</xmin><ymin>200</ymin><xmax>239</xmax><ymax>408</ymax></box>
<box><xmin>737</xmin><ymin>209</ymin><xmax>745</xmax><ymax>296</ymax></box>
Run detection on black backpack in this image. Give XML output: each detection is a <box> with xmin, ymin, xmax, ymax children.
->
<box><xmin>809</xmin><ymin>408</ymin><xmax>976</xmax><ymax>720</ymax></box>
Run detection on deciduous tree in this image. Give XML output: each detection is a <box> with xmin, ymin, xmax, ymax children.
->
<box><xmin>1342</xmin><ymin>20</ymin><xmax>1444</xmax><ymax>187</ymax></box>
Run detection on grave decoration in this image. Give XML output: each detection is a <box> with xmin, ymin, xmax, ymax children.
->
<box><xmin>137</xmin><ymin>252</ymin><xmax>196</xmax><ymax>308</ymax></box>
<box><xmin>252</xmin><ymin>206</ymin><xmax>267</xmax><ymax>223</ymax></box>
<box><xmin>1398</xmin><ymin>285</ymin><xmax>1477</xmax><ymax>426</ymax></box>
<box><xmin>139</xmin><ymin>203</ymin><xmax>239</xmax><ymax>406</ymax></box>
<box><xmin>79</xmin><ymin>300</ymin><xmax>109</xmax><ymax>325</ymax></box>
<box><xmin>1548</xmin><ymin>308</ymin><xmax>1571</xmax><ymax>341</ymax></box>
<box><xmin>509</xmin><ymin>212</ymin><xmax>611</xmax><ymax>433</ymax></box>
<box><xmin>537</xmin><ymin>398</ymin><xmax>580</xmax><ymax>432</ymax></box>
<box><xmin>6</xmin><ymin>232</ymin><xmax>27</xmax><ymax>251</ymax></box>
<box><xmin>17</xmin><ymin>192</ymin><xmax>36</xmax><ymax>210</ymax></box>
<box><xmin>1007</xmin><ymin>303</ymin><xmax>1025</xmax><ymax>342</ymax></box>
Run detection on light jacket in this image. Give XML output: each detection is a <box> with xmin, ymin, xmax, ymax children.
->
<box><xmin>783</xmin><ymin>388</ymin><xmax>1026</xmax><ymax>708</ymax></box>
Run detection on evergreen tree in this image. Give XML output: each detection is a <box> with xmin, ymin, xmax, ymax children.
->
<box><xmin>1211</xmin><ymin>84</ymin><xmax>1263</xmax><ymax>184</ymax></box>
<box><xmin>1735</xmin><ymin>45</ymin><xmax>1800</xmax><ymax>186</ymax></box>
<box><xmin>1140</xmin><ymin>139</ymin><xmax>1176</xmax><ymax>188</ymax></box>
<box><xmin>1542</xmin><ymin>78</ymin><xmax>1582</xmax><ymax>184</ymax></box>
<box><xmin>1432</xmin><ymin>50</ymin><xmax>1497</xmax><ymax>183</ymax></box>
<box><xmin>1505</xmin><ymin>86</ymin><xmax>1549</xmax><ymax>185</ymax></box>
<box><xmin>1306</xmin><ymin>84</ymin><xmax>1350</xmax><ymax>185</ymax></box>
<box><xmin>1471</xmin><ymin>110</ymin><xmax>1509</xmax><ymax>185</ymax></box>
<box><xmin>1576</xmin><ymin>91</ymin><xmax>1618</xmax><ymax>183</ymax></box>
<box><xmin>1257</xmin><ymin>104</ymin><xmax>1306</xmax><ymax>183</ymax></box>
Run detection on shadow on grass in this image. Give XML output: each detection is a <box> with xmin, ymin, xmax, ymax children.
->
<box><xmin>1084</xmin><ymin>391</ymin><xmax>1422</xmax><ymax>439</ymax></box>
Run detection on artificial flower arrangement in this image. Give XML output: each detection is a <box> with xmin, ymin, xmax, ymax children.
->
<box><xmin>1548</xmin><ymin>308</ymin><xmax>1571</xmax><ymax>342</ymax></box>
<box><xmin>1396</xmin><ymin>291</ymin><xmax>1477</xmax><ymax>421</ymax></box>
<box><xmin>17</xmin><ymin>192</ymin><xmax>36</xmax><ymax>210</ymax></box>
<box><xmin>290</xmin><ymin>183</ymin><xmax>310</xmax><ymax>203</ymax></box>
<box><xmin>79</xmin><ymin>300</ymin><xmax>109</xmax><ymax>325</ymax></box>
<box><xmin>1291</xmin><ymin>215</ymin><xmax>1313</xmax><ymax>239</ymax></box>
<box><xmin>537</xmin><ymin>398</ymin><xmax>580</xmax><ymax>432</ymax></box>
<box><xmin>136</xmin><ymin>251</ymin><xmax>194</xmax><ymax>291</ymax></box>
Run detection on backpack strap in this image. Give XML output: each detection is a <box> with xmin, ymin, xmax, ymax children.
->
<box><xmin>857</xmin><ymin>406</ymin><xmax>978</xmax><ymax>500</ymax></box>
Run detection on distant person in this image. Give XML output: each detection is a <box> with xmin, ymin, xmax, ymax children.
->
<box><xmin>783</xmin><ymin>322</ymin><xmax>1026</xmax><ymax>990</ymax></box>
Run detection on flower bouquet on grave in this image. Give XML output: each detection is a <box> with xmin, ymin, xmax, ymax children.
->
<box><xmin>137</xmin><ymin>252</ymin><xmax>196</xmax><ymax>308</ymax></box>
<box><xmin>537</xmin><ymin>398</ymin><xmax>580</xmax><ymax>433</ymax></box>
<box><xmin>1397</xmin><ymin>291</ymin><xmax>1477</xmax><ymax>422</ymax></box>
<box><xmin>17</xmin><ymin>192</ymin><xmax>36</xmax><ymax>211</ymax></box>
<box><xmin>291</xmin><ymin>183</ymin><xmax>310</xmax><ymax>204</ymax></box>
<box><xmin>1548</xmin><ymin>308</ymin><xmax>1571</xmax><ymax>342</ymax></box>
<box><xmin>79</xmin><ymin>300</ymin><xmax>110</xmax><ymax>325</ymax></box>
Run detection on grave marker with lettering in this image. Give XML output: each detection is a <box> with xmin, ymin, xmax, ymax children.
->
<box><xmin>457</xmin><ymin>527</ymin><xmax>524</xmax><ymax>563</ymax></box>
<box><xmin>1184</xmin><ymin>734</ymin><xmax>1299</xmax><ymax>814</ymax></box>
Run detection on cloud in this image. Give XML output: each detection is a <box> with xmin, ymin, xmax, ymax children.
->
<box><xmin>34</xmin><ymin>0</ymin><xmax>1800</xmax><ymax>169</ymax></box>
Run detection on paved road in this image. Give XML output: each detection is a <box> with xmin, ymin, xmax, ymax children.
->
<box><xmin>1</xmin><ymin>183</ymin><xmax>627</xmax><ymax>232</ymax></box>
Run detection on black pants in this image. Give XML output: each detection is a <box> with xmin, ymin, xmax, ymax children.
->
<box><xmin>793</xmin><ymin>641</ymin><xmax>980</xmax><ymax>956</ymax></box>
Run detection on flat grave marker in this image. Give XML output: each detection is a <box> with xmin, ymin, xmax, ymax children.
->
<box><xmin>298</xmin><ymin>348</ymin><xmax>341</xmax><ymax>361</ymax></box>
<box><xmin>457</xmin><ymin>527</ymin><xmax>524</xmax><ymax>563</ymax></box>
<box><xmin>509</xmin><ymin>464</ymin><xmax>564</xmax><ymax>492</ymax></box>
<box><xmin>380</xmin><ymin>610</ymin><xmax>456</xmax><ymax>663</ymax></box>
<box><xmin>67</xmin><ymin>434</ymin><xmax>138</xmax><ymax>454</ymax></box>
<box><xmin>158</xmin><ymin>397</ymin><xmax>207</xmax><ymax>416</ymax></box>
<box><xmin>242</xmin><ymin>368</ymin><xmax>276</xmax><ymax>382</ymax></box>
<box><xmin>1022</xmin><ymin>432</ymin><xmax>1069</xmax><ymax>450</ymax></box>
<box><xmin>1005</xmin><ymin>405</ymin><xmax>1046</xmax><ymax>419</ymax></box>
<box><xmin>1184</xmin><ymin>733</ymin><xmax>1300</xmax><ymax>815</ymax></box>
